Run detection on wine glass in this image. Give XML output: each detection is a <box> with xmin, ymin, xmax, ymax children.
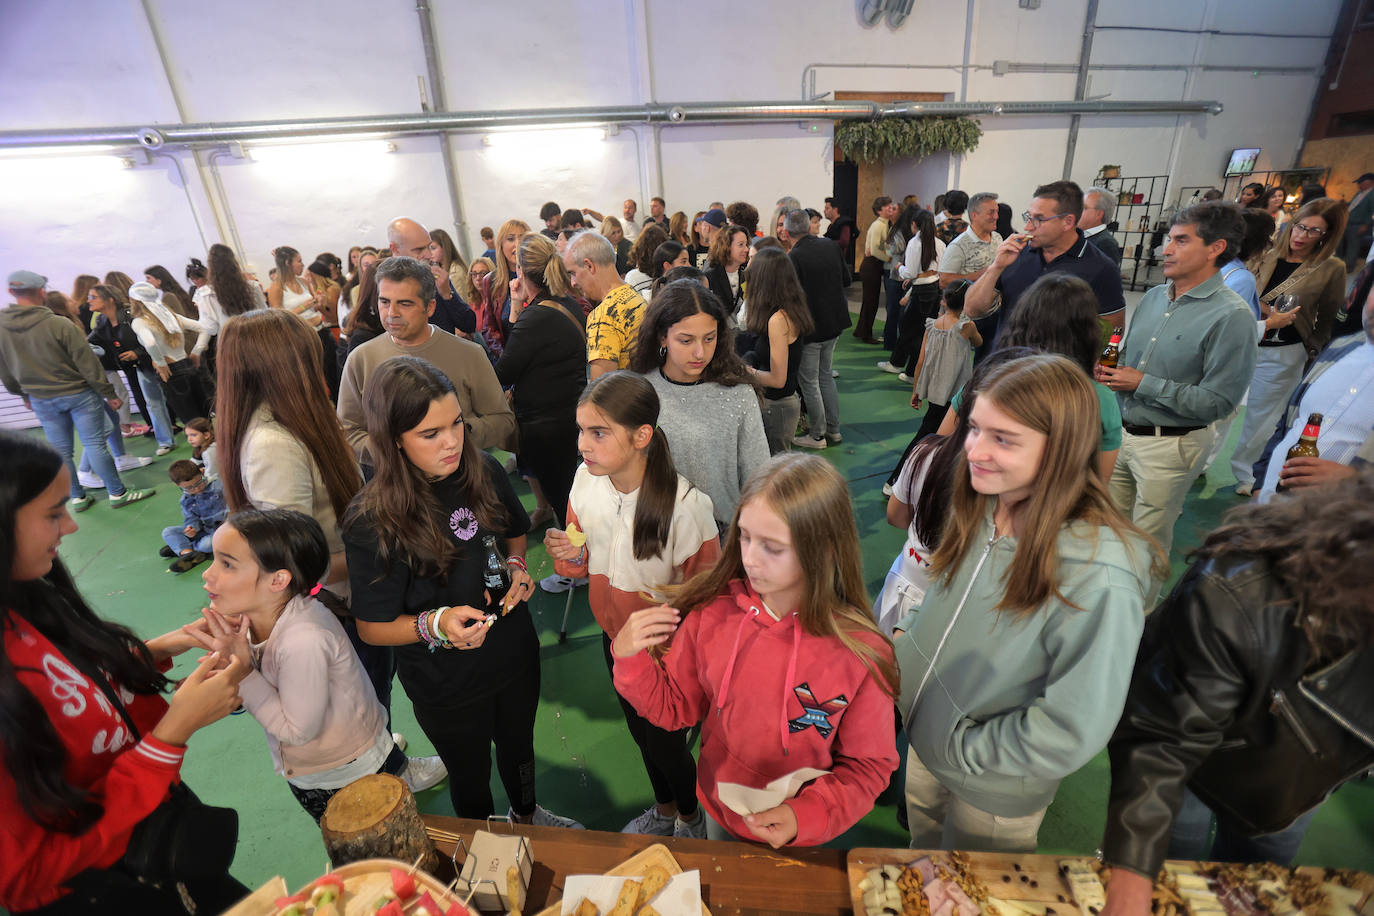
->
<box><xmin>1264</xmin><ymin>293</ymin><xmax>1298</xmax><ymax>343</ymax></box>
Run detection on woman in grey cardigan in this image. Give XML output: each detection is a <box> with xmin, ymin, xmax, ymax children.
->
<box><xmin>629</xmin><ymin>280</ymin><xmax>769</xmax><ymax>529</ymax></box>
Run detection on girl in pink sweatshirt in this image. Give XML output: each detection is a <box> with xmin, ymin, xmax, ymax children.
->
<box><xmin>611</xmin><ymin>453</ymin><xmax>899</xmax><ymax>847</ymax></box>
<box><xmin>545</xmin><ymin>372</ymin><xmax>720</xmax><ymax>839</ymax></box>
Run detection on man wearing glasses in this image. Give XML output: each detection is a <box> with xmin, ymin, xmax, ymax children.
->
<box><xmin>963</xmin><ymin>180</ymin><xmax>1126</xmax><ymax>340</ymax></box>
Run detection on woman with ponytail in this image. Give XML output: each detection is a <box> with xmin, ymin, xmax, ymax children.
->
<box><xmin>544</xmin><ymin>372</ymin><xmax>720</xmax><ymax>838</ymax></box>
<box><xmin>495</xmin><ymin>233</ymin><xmax>588</xmax><ymax>530</ymax></box>
<box><xmin>0</xmin><ymin>431</ymin><xmax>247</xmax><ymax>914</ymax></box>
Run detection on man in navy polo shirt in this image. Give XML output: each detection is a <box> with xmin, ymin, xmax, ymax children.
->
<box><xmin>964</xmin><ymin>180</ymin><xmax>1126</xmax><ymax>350</ymax></box>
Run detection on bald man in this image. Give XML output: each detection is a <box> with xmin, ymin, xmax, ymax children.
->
<box><xmin>383</xmin><ymin>217</ymin><xmax>474</xmax><ymax>338</ymax></box>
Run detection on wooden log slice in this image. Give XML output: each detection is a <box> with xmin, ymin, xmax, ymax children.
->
<box><xmin>320</xmin><ymin>773</ymin><xmax>441</xmax><ymax>873</ymax></box>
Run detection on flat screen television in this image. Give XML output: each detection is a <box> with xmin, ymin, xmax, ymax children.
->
<box><xmin>1224</xmin><ymin>147</ymin><xmax>1261</xmax><ymax>177</ymax></box>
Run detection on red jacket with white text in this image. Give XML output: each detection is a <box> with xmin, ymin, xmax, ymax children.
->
<box><xmin>0</xmin><ymin>613</ymin><xmax>184</xmax><ymax>912</ymax></box>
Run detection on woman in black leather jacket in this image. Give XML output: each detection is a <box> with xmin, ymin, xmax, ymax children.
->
<box><xmin>1101</xmin><ymin>472</ymin><xmax>1374</xmax><ymax>916</ymax></box>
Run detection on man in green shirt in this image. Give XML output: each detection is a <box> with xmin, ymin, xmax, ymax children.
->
<box><xmin>1096</xmin><ymin>202</ymin><xmax>1256</xmax><ymax>561</ymax></box>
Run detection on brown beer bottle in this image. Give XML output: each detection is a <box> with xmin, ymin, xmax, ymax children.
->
<box><xmin>1100</xmin><ymin>327</ymin><xmax>1124</xmax><ymax>369</ymax></box>
<box><xmin>1276</xmin><ymin>413</ymin><xmax>1322</xmax><ymax>494</ymax></box>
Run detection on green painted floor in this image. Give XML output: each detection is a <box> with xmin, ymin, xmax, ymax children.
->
<box><xmin>43</xmin><ymin>329</ymin><xmax>1374</xmax><ymax>894</ymax></box>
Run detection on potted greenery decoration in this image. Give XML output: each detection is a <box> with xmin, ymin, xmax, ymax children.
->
<box><xmin>1099</xmin><ymin>164</ymin><xmax>1121</xmax><ymax>179</ymax></box>
<box><xmin>834</xmin><ymin>117</ymin><xmax>983</xmax><ymax>164</ymax></box>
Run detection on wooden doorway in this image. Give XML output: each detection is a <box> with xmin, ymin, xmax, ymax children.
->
<box><xmin>833</xmin><ymin>91</ymin><xmax>945</xmax><ymax>267</ymax></box>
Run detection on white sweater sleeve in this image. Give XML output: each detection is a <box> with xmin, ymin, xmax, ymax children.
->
<box><xmin>130</xmin><ymin>318</ymin><xmax>169</xmax><ymax>367</ymax></box>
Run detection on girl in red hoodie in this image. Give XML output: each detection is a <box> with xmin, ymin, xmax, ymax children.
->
<box><xmin>545</xmin><ymin>372</ymin><xmax>720</xmax><ymax>839</ymax></box>
<box><xmin>612</xmin><ymin>453</ymin><xmax>899</xmax><ymax>847</ymax></box>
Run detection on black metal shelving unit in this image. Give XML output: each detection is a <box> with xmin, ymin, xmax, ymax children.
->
<box><xmin>1100</xmin><ymin>174</ymin><xmax>1168</xmax><ymax>291</ymax></box>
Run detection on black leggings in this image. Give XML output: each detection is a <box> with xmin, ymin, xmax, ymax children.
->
<box><xmin>601</xmin><ymin>634</ymin><xmax>699</xmax><ymax>816</ymax></box>
<box><xmin>410</xmin><ymin>660</ymin><xmax>541</xmax><ymax>819</ymax></box>
<box><xmin>161</xmin><ymin>358</ymin><xmax>212</xmax><ymax>423</ymax></box>
<box><xmin>885</xmin><ymin>401</ymin><xmax>951</xmax><ymax>487</ymax></box>
<box><xmin>892</xmin><ymin>282</ymin><xmax>940</xmax><ymax>373</ymax></box>
<box><xmin>517</xmin><ymin>413</ymin><xmax>580</xmax><ymax>529</ymax></box>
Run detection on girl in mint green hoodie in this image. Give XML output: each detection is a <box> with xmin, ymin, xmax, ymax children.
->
<box><xmin>894</xmin><ymin>353</ymin><xmax>1163</xmax><ymax>853</ymax></box>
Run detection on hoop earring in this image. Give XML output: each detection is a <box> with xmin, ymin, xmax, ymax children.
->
<box><xmin>658</xmin><ymin>345</ymin><xmax>667</xmax><ymax>360</ymax></box>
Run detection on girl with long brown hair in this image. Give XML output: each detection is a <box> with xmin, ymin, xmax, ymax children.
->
<box><xmin>611</xmin><ymin>452</ymin><xmax>898</xmax><ymax>847</ymax></box>
<box><xmin>630</xmin><ymin>280</ymin><xmax>768</xmax><ymax>529</ymax></box>
<box><xmin>341</xmin><ymin>356</ymin><xmax>581</xmax><ymax>828</ymax></box>
<box><xmin>895</xmin><ymin>353</ymin><xmax>1163</xmax><ymax>853</ymax></box>
<box><xmin>624</xmin><ymin>223</ymin><xmax>669</xmax><ymax>298</ymax></box>
<box><xmin>191</xmin><ymin>243</ymin><xmax>266</xmax><ymax>369</ymax></box>
<box><xmin>739</xmin><ymin>246</ymin><xmax>815</xmax><ymax>454</ymax></box>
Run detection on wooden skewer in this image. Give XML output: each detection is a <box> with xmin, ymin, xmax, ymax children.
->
<box><xmin>463</xmin><ymin>885</ymin><xmax>479</xmax><ymax>907</ymax></box>
<box><xmin>406</xmin><ymin>852</ymin><xmax>426</xmax><ymax>877</ymax></box>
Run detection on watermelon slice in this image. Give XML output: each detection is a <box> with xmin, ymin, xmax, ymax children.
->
<box><xmin>390</xmin><ymin>867</ymin><xmax>417</xmax><ymax>901</ymax></box>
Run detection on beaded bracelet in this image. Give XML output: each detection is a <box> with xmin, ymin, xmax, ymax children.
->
<box><xmin>413</xmin><ymin>611</ymin><xmax>433</xmax><ymax>651</ymax></box>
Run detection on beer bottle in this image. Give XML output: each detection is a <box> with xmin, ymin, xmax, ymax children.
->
<box><xmin>481</xmin><ymin>534</ymin><xmax>511</xmax><ymax>608</ymax></box>
<box><xmin>1276</xmin><ymin>413</ymin><xmax>1322</xmax><ymax>494</ymax></box>
<box><xmin>1100</xmin><ymin>327</ymin><xmax>1124</xmax><ymax>369</ymax></box>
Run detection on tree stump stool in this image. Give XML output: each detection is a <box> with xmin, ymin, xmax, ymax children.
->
<box><xmin>320</xmin><ymin>773</ymin><xmax>442</xmax><ymax>873</ymax></box>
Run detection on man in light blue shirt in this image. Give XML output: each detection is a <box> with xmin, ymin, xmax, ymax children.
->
<box><xmin>1097</xmin><ymin>203</ymin><xmax>1257</xmax><ymax>560</ymax></box>
<box><xmin>1252</xmin><ymin>281</ymin><xmax>1374</xmax><ymax>502</ymax></box>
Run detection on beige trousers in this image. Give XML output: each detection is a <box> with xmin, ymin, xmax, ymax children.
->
<box><xmin>904</xmin><ymin>747</ymin><xmax>1047</xmax><ymax>853</ymax></box>
<box><xmin>1108</xmin><ymin>426</ymin><xmax>1215</xmax><ymax>561</ymax></box>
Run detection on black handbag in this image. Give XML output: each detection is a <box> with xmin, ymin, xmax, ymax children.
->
<box><xmin>70</xmin><ymin>654</ymin><xmax>239</xmax><ymax>884</ymax></box>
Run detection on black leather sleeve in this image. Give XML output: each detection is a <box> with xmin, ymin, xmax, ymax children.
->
<box><xmin>1102</xmin><ymin>565</ymin><xmax>1260</xmax><ymax>877</ymax></box>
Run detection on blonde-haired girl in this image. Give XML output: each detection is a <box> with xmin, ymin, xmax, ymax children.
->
<box><xmin>896</xmin><ymin>353</ymin><xmax>1163</xmax><ymax>852</ymax></box>
<box><xmin>613</xmin><ymin>453</ymin><xmax>899</xmax><ymax>847</ymax></box>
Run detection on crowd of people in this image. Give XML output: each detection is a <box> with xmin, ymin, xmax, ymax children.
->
<box><xmin>2</xmin><ymin>176</ymin><xmax>1372</xmax><ymax>915</ymax></box>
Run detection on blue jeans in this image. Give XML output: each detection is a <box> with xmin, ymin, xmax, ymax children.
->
<box><xmin>798</xmin><ymin>337</ymin><xmax>840</xmax><ymax>439</ymax></box>
<box><xmin>162</xmin><ymin>526</ymin><xmax>214</xmax><ymax>554</ymax></box>
<box><xmin>29</xmin><ymin>389</ymin><xmax>127</xmax><ymax>497</ymax></box>
<box><xmin>137</xmin><ymin>367</ymin><xmax>176</xmax><ymax>448</ymax></box>
<box><xmin>1168</xmin><ymin>787</ymin><xmax>1319</xmax><ymax>865</ymax></box>
<box><xmin>76</xmin><ymin>402</ymin><xmax>126</xmax><ymax>476</ymax></box>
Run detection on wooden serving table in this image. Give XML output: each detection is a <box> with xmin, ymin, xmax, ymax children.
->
<box><xmin>421</xmin><ymin>814</ymin><xmax>852</xmax><ymax>916</ymax></box>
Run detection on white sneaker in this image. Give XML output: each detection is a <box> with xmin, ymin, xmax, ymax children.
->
<box><xmin>511</xmin><ymin>804</ymin><xmax>585</xmax><ymax>829</ymax></box>
<box><xmin>391</xmin><ymin>731</ymin><xmax>408</xmax><ymax>752</ymax></box>
<box><xmin>898</xmin><ymin>372</ymin><xmax>914</xmax><ymax>383</ymax></box>
<box><xmin>1234</xmin><ymin>483</ymin><xmax>1253</xmax><ymax>497</ymax></box>
<box><xmin>78</xmin><ymin>470</ymin><xmax>106</xmax><ymax>490</ymax></box>
<box><xmin>877</xmin><ymin>360</ymin><xmax>902</xmax><ymax>374</ymax></box>
<box><xmin>401</xmin><ymin>755</ymin><xmax>447</xmax><ymax>792</ymax></box>
<box><xmin>115</xmin><ymin>454</ymin><xmax>153</xmax><ymax>471</ymax></box>
<box><xmin>673</xmin><ymin>809</ymin><xmax>707</xmax><ymax>839</ymax></box>
<box><xmin>792</xmin><ymin>434</ymin><xmax>827</xmax><ymax>450</ymax></box>
<box><xmin>831</xmin><ymin>369</ymin><xmax>840</xmax><ymax>378</ymax></box>
<box><xmin>622</xmin><ymin>806</ymin><xmax>676</xmax><ymax>837</ymax></box>
<box><xmin>155</xmin><ymin>444</ymin><xmax>174</xmax><ymax>456</ymax></box>
<box><xmin>539</xmin><ymin>573</ymin><xmax>587</xmax><ymax>594</ymax></box>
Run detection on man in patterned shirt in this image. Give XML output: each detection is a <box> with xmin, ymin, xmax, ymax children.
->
<box><xmin>563</xmin><ymin>231</ymin><xmax>647</xmax><ymax>380</ymax></box>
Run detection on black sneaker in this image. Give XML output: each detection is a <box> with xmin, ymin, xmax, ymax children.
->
<box><xmin>159</xmin><ymin>546</ymin><xmax>176</xmax><ymax>558</ymax></box>
<box><xmin>169</xmin><ymin>551</ymin><xmax>210</xmax><ymax>574</ymax></box>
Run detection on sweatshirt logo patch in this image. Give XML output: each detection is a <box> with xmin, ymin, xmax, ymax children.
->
<box><xmin>449</xmin><ymin>506</ymin><xmax>478</xmax><ymax>541</ymax></box>
<box><xmin>787</xmin><ymin>682</ymin><xmax>848</xmax><ymax>739</ymax></box>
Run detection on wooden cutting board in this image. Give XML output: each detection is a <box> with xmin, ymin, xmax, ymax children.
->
<box><xmin>535</xmin><ymin>842</ymin><xmax>711</xmax><ymax>916</ymax></box>
<box><xmin>848</xmin><ymin>848</ymin><xmax>1089</xmax><ymax>916</ymax></box>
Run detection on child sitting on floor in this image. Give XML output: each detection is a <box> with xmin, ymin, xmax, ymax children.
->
<box><xmin>160</xmin><ymin>459</ymin><xmax>227</xmax><ymax>573</ymax></box>
<box><xmin>185</xmin><ymin>416</ymin><xmax>218</xmax><ymax>481</ymax></box>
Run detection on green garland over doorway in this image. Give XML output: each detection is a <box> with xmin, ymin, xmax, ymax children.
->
<box><xmin>834</xmin><ymin>116</ymin><xmax>983</xmax><ymax>163</ymax></box>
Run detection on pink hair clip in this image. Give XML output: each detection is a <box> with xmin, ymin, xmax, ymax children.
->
<box><xmin>309</xmin><ymin>584</ymin><xmax>322</xmax><ymax>597</ymax></box>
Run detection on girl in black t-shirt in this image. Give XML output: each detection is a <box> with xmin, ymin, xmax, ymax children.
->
<box><xmin>342</xmin><ymin>355</ymin><xmax>583</xmax><ymax>827</ymax></box>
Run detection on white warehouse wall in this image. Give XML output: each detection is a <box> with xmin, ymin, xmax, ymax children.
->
<box><xmin>0</xmin><ymin>0</ymin><xmax>1343</xmax><ymax>295</ymax></box>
